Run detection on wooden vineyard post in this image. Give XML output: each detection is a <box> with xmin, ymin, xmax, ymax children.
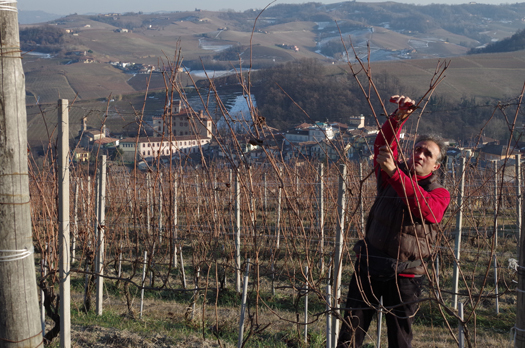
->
<box><xmin>0</xmin><ymin>3</ymin><xmax>43</xmax><ymax>346</ymax></box>
<box><xmin>237</xmin><ymin>259</ymin><xmax>250</xmax><ymax>348</ymax></box>
<box><xmin>458</xmin><ymin>302</ymin><xmax>465</xmax><ymax>348</ymax></box>
<box><xmin>517</xmin><ymin>154</ymin><xmax>522</xmax><ymax>251</ymax></box>
<box><xmin>140</xmin><ymin>251</ymin><xmax>147</xmax><ymax>319</ymax></box>
<box><xmin>195</xmin><ymin>173</ymin><xmax>200</xmax><ymax>219</ymax></box>
<box><xmin>276</xmin><ymin>166</ymin><xmax>282</xmax><ymax>250</ymax></box>
<box><xmin>146</xmin><ymin>173</ymin><xmax>151</xmax><ymax>236</ymax></box>
<box><xmin>58</xmin><ymin>99</ymin><xmax>71</xmax><ymax>348</ymax></box>
<box><xmin>326</xmin><ymin>282</ymin><xmax>332</xmax><ymax>348</ymax></box>
<box><xmin>304</xmin><ymin>266</ymin><xmax>309</xmax><ymax>344</ymax></box>
<box><xmin>173</xmin><ymin>176</ymin><xmax>178</xmax><ymax>267</ymax></box>
<box><xmin>452</xmin><ymin>158</ymin><xmax>466</xmax><ymax>309</ymax></box>
<box><xmin>263</xmin><ymin>173</ymin><xmax>267</xmax><ymax>213</ymax></box>
<box><xmin>72</xmin><ymin>178</ymin><xmax>79</xmax><ymax>261</ymax></box>
<box><xmin>516</xmin><ymin>155</ymin><xmax>525</xmax><ymax>347</ymax></box>
<box><xmin>494</xmin><ymin>254</ymin><xmax>499</xmax><ymax>314</ymax></box>
<box><xmin>317</xmin><ymin>163</ymin><xmax>325</xmax><ymax>274</ymax></box>
<box><xmin>95</xmin><ymin>156</ymin><xmax>107</xmax><ymax>316</ymax></box>
<box><xmin>213</xmin><ymin>174</ymin><xmax>218</xmax><ymax>232</ymax></box>
<box><xmin>359</xmin><ymin>162</ymin><xmax>365</xmax><ymax>233</ymax></box>
<box><xmin>493</xmin><ymin>160</ymin><xmax>499</xmax><ymax>248</ymax></box>
<box><xmin>332</xmin><ymin>163</ymin><xmax>346</xmax><ymax>347</ymax></box>
<box><xmin>158</xmin><ymin>173</ymin><xmax>163</xmax><ymax>243</ymax></box>
<box><xmin>235</xmin><ymin>170</ymin><xmax>241</xmax><ymax>293</ymax></box>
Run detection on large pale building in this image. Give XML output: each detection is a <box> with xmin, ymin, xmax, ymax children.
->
<box><xmin>119</xmin><ymin>135</ymin><xmax>211</xmax><ymax>162</ymax></box>
<box><xmin>283</xmin><ymin>122</ymin><xmax>334</xmax><ymax>144</ymax></box>
<box><xmin>151</xmin><ymin>101</ymin><xmax>213</xmax><ymax>139</ymax></box>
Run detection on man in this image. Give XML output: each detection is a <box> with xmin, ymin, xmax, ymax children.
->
<box><xmin>337</xmin><ymin>95</ymin><xmax>450</xmax><ymax>348</ymax></box>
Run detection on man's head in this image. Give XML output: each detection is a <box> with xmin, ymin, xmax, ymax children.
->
<box><xmin>407</xmin><ymin>134</ymin><xmax>447</xmax><ymax>176</ymax></box>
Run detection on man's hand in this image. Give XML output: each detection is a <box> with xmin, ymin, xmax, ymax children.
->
<box><xmin>376</xmin><ymin>145</ymin><xmax>397</xmax><ymax>177</ymax></box>
<box><xmin>389</xmin><ymin>95</ymin><xmax>416</xmax><ymax>122</ymax></box>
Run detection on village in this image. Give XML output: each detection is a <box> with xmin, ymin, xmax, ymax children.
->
<box><xmin>73</xmin><ymin>98</ymin><xmax>523</xmax><ymax>172</ymax></box>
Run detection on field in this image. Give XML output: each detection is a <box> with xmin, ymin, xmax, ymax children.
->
<box><xmin>336</xmin><ymin>50</ymin><xmax>525</xmax><ymax>101</ymax></box>
<box><xmin>33</xmin><ymin>152</ymin><xmax>521</xmax><ymax>348</ymax></box>
<box><xmin>20</xmin><ymin>7</ymin><xmax>525</xmax><ymax>123</ymax></box>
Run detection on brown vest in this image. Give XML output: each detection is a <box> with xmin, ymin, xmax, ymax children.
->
<box><xmin>364</xmin><ymin>167</ymin><xmax>444</xmax><ymax>275</ymax></box>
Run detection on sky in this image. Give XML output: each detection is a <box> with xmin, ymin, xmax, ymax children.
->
<box><xmin>18</xmin><ymin>0</ymin><xmax>507</xmax><ymax>15</ymax></box>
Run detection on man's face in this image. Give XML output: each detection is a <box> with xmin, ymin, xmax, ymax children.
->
<box><xmin>407</xmin><ymin>140</ymin><xmax>441</xmax><ymax>176</ymax></box>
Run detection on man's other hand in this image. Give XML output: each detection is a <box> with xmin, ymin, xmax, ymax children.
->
<box><xmin>389</xmin><ymin>95</ymin><xmax>416</xmax><ymax>121</ymax></box>
<box><xmin>377</xmin><ymin>145</ymin><xmax>397</xmax><ymax>177</ymax></box>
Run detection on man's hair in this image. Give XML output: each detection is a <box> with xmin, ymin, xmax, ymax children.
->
<box><xmin>415</xmin><ymin>134</ymin><xmax>447</xmax><ymax>164</ymax></box>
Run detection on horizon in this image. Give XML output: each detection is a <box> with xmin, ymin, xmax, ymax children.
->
<box><xmin>19</xmin><ymin>0</ymin><xmax>509</xmax><ymax>16</ymax></box>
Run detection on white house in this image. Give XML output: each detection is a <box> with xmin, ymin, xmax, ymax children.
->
<box><xmin>283</xmin><ymin>122</ymin><xmax>334</xmax><ymax>144</ymax></box>
<box><xmin>119</xmin><ymin>135</ymin><xmax>211</xmax><ymax>162</ymax></box>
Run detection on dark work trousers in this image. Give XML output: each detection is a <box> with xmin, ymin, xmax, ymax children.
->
<box><xmin>337</xmin><ymin>262</ymin><xmax>423</xmax><ymax>348</ymax></box>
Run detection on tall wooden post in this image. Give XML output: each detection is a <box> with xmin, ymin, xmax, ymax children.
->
<box><xmin>276</xmin><ymin>166</ymin><xmax>283</xmax><ymax>249</ymax></box>
<box><xmin>195</xmin><ymin>173</ymin><xmax>200</xmax><ymax>219</ymax></box>
<box><xmin>95</xmin><ymin>156</ymin><xmax>107</xmax><ymax>315</ymax></box>
<box><xmin>0</xmin><ymin>3</ymin><xmax>43</xmax><ymax>346</ymax></box>
<box><xmin>58</xmin><ymin>99</ymin><xmax>71</xmax><ymax>348</ymax></box>
<box><xmin>317</xmin><ymin>163</ymin><xmax>324</xmax><ymax>273</ymax></box>
<box><xmin>213</xmin><ymin>174</ymin><xmax>218</xmax><ymax>228</ymax></box>
<box><xmin>494</xmin><ymin>160</ymin><xmax>499</xmax><ymax>248</ymax></box>
<box><xmin>72</xmin><ymin>178</ymin><xmax>79</xmax><ymax>261</ymax></box>
<box><xmin>235</xmin><ymin>170</ymin><xmax>241</xmax><ymax>293</ymax></box>
<box><xmin>517</xmin><ymin>183</ymin><xmax>525</xmax><ymax>346</ymax></box>
<box><xmin>263</xmin><ymin>173</ymin><xmax>267</xmax><ymax>213</ymax></box>
<box><xmin>359</xmin><ymin>162</ymin><xmax>365</xmax><ymax>234</ymax></box>
<box><xmin>326</xmin><ymin>283</ymin><xmax>332</xmax><ymax>348</ymax></box>
<box><xmin>173</xmin><ymin>176</ymin><xmax>178</xmax><ymax>267</ymax></box>
<box><xmin>332</xmin><ymin>163</ymin><xmax>346</xmax><ymax>347</ymax></box>
<box><xmin>158</xmin><ymin>173</ymin><xmax>163</xmax><ymax>243</ymax></box>
<box><xmin>517</xmin><ymin>154</ymin><xmax>522</xmax><ymax>251</ymax></box>
<box><xmin>452</xmin><ymin>158</ymin><xmax>466</xmax><ymax>309</ymax></box>
<box><xmin>146</xmin><ymin>173</ymin><xmax>151</xmax><ymax>235</ymax></box>
<box><xmin>517</xmin><ymin>155</ymin><xmax>525</xmax><ymax>347</ymax></box>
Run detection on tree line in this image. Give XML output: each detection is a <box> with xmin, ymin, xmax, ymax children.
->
<box><xmin>214</xmin><ymin>59</ymin><xmax>512</xmax><ymax>142</ymax></box>
<box><xmin>469</xmin><ymin>28</ymin><xmax>525</xmax><ymax>54</ymax></box>
<box><xmin>20</xmin><ymin>25</ymin><xmax>79</xmax><ymax>54</ymax></box>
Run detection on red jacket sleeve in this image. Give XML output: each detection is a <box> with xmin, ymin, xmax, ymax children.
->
<box><xmin>374</xmin><ymin>117</ymin><xmax>407</xmax><ymax>181</ymax></box>
<box><xmin>374</xmin><ymin>116</ymin><xmax>450</xmax><ymax>223</ymax></box>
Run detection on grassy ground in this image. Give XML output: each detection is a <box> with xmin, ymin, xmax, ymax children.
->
<box><xmin>42</xmin><ymin>238</ymin><xmax>516</xmax><ymax>348</ymax></box>
<box><xmin>46</xmin><ymin>283</ymin><xmax>514</xmax><ymax>348</ymax></box>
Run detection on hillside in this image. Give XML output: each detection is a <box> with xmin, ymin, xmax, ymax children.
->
<box><xmin>470</xmin><ymin>28</ymin><xmax>525</xmax><ymax>54</ymax></box>
<box><xmin>21</xmin><ymin>2</ymin><xmax>525</xmax><ymax>64</ymax></box>
<box><xmin>20</xmin><ymin>2</ymin><xmax>525</xmax><ymax>143</ymax></box>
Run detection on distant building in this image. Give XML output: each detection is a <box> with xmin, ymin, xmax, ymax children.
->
<box><xmin>78</xmin><ymin>117</ymin><xmax>107</xmax><ymax>148</ymax></box>
<box><xmin>79</xmin><ymin>57</ymin><xmax>95</xmax><ymax>63</ymax></box>
<box><xmin>348</xmin><ymin>114</ymin><xmax>365</xmax><ymax>129</ymax></box>
<box><xmin>275</xmin><ymin>43</ymin><xmax>299</xmax><ymax>51</ymax></box>
<box><xmin>283</xmin><ymin>122</ymin><xmax>334</xmax><ymax>144</ymax></box>
<box><xmin>118</xmin><ymin>135</ymin><xmax>211</xmax><ymax>162</ymax></box>
<box><xmin>73</xmin><ymin>148</ymin><xmax>90</xmax><ymax>163</ymax></box>
<box><xmin>284</xmin><ymin>129</ymin><xmax>309</xmax><ymax>143</ymax></box>
<box><xmin>478</xmin><ymin>144</ymin><xmax>520</xmax><ymax>161</ymax></box>
<box><xmin>150</xmin><ymin>101</ymin><xmax>213</xmax><ymax>139</ymax></box>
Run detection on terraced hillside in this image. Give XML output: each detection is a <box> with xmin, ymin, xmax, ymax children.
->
<box><xmin>20</xmin><ymin>2</ymin><xmax>525</xmax><ymax>142</ymax></box>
